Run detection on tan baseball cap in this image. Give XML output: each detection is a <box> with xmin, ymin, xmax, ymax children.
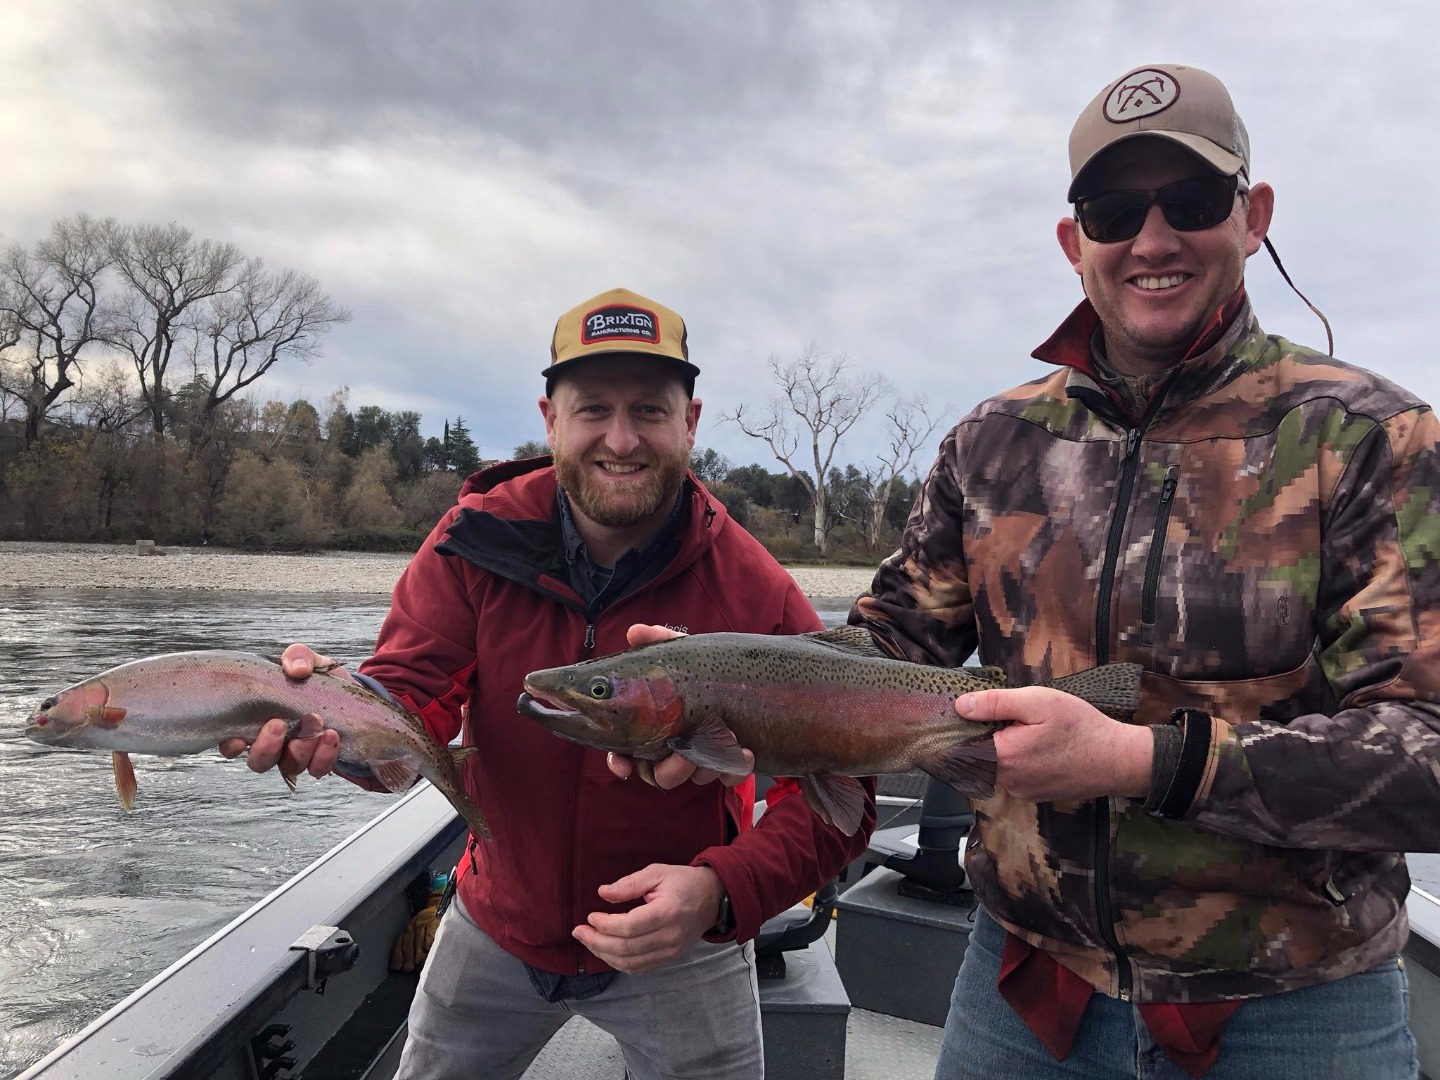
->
<box><xmin>1068</xmin><ymin>64</ymin><xmax>1250</xmax><ymax>201</ymax></box>
<box><xmin>542</xmin><ymin>287</ymin><xmax>698</xmax><ymax>383</ymax></box>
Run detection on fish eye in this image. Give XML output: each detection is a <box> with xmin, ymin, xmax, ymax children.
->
<box><xmin>587</xmin><ymin>678</ymin><xmax>612</xmax><ymax>700</ymax></box>
<box><xmin>40</xmin><ymin>697</ymin><xmax>57</xmax><ymax>711</ymax></box>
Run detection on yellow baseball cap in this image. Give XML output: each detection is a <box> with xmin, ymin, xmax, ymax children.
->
<box><xmin>543</xmin><ymin>287</ymin><xmax>699</xmax><ymax>382</ymax></box>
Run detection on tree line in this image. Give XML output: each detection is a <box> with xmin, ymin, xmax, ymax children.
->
<box><xmin>0</xmin><ymin>216</ymin><xmax>942</xmax><ymax>560</ymax></box>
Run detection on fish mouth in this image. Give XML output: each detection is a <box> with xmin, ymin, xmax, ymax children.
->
<box><xmin>24</xmin><ymin>716</ymin><xmax>65</xmax><ymax>744</ymax></box>
<box><xmin>516</xmin><ymin>692</ymin><xmax>624</xmax><ymax>749</ymax></box>
<box><xmin>516</xmin><ymin>692</ymin><xmax>612</xmax><ymax>730</ymax></box>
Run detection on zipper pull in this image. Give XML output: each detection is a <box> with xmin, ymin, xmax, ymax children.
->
<box><xmin>583</xmin><ymin>623</ymin><xmax>596</xmax><ymax>652</ymax></box>
<box><xmin>1125</xmin><ymin>428</ymin><xmax>1141</xmax><ymax>460</ymax></box>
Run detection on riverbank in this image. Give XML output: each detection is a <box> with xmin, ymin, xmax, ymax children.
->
<box><xmin>0</xmin><ymin>541</ymin><xmax>876</xmax><ymax>603</ymax></box>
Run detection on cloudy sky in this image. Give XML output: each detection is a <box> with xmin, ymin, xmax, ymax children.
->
<box><xmin>2</xmin><ymin>0</ymin><xmax>1436</xmax><ymax>466</ymax></box>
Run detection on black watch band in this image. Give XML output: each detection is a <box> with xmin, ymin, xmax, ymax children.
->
<box><xmin>714</xmin><ymin>891</ymin><xmax>735</xmax><ymax>935</ymax></box>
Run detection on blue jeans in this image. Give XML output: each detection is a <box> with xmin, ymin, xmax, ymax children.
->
<box><xmin>934</xmin><ymin>908</ymin><xmax>1417</xmax><ymax>1079</ymax></box>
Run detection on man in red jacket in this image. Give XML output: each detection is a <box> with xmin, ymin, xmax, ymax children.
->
<box><xmin>228</xmin><ymin>287</ymin><xmax>875</xmax><ymax>1079</ymax></box>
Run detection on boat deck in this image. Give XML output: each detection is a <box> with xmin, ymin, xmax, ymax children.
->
<box><xmin>522</xmin><ymin>1006</ymin><xmax>942</xmax><ymax>1080</ymax></box>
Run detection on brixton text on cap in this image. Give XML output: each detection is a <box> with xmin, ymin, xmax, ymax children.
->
<box><xmin>543</xmin><ymin>288</ymin><xmax>699</xmax><ymax>381</ymax></box>
<box><xmin>1067</xmin><ymin>64</ymin><xmax>1251</xmax><ymax>202</ymax></box>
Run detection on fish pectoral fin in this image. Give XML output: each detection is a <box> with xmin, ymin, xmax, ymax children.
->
<box><xmin>86</xmin><ymin>705</ymin><xmax>127</xmax><ymax>728</ymax></box>
<box><xmin>369</xmin><ymin>756</ymin><xmax>422</xmax><ymax>793</ymax></box>
<box><xmin>1048</xmin><ymin>663</ymin><xmax>1144</xmax><ymax>719</ymax></box>
<box><xmin>798</xmin><ymin>773</ymin><xmax>867</xmax><ymax>836</ymax></box>
<box><xmin>284</xmin><ymin>714</ymin><xmax>324</xmax><ymax>741</ymax></box>
<box><xmin>921</xmin><ymin>738</ymin><xmax>999</xmax><ymax>799</ymax></box>
<box><xmin>112</xmin><ymin>751</ymin><xmax>137</xmax><ymax>811</ymax></box>
<box><xmin>666</xmin><ymin>718</ymin><xmax>752</xmax><ymax>776</ymax></box>
<box><xmin>805</xmin><ymin>626</ymin><xmax>888</xmax><ymax>657</ymax></box>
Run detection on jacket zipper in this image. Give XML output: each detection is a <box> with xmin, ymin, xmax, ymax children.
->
<box><xmin>568</xmin><ymin>619</ymin><xmax>600</xmax><ymax>974</ymax></box>
<box><xmin>1140</xmin><ymin>471</ymin><xmax>1179</xmax><ymax>625</ymax></box>
<box><xmin>1093</xmin><ymin>420</ymin><xmax>1155</xmax><ymax>1003</ymax></box>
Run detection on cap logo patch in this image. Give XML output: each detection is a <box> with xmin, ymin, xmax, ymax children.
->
<box><xmin>1104</xmin><ymin>69</ymin><xmax>1179</xmax><ymax>123</ymax></box>
<box><xmin>582</xmin><ymin>305</ymin><xmax>660</xmax><ymax>345</ymax></box>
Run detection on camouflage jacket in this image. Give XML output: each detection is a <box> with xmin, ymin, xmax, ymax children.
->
<box><xmin>852</xmin><ymin>296</ymin><xmax>1440</xmax><ymax>1003</ymax></box>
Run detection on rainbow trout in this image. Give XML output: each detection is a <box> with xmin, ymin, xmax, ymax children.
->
<box><xmin>518</xmin><ymin>627</ymin><xmax>1142</xmax><ymax>836</ymax></box>
<box><xmin>25</xmin><ymin>650</ymin><xmax>490</xmax><ymax>840</ymax></box>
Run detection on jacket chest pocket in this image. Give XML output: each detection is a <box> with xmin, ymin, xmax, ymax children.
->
<box><xmin>1128</xmin><ymin>460</ymin><xmax>1323</xmax><ymax>682</ymax></box>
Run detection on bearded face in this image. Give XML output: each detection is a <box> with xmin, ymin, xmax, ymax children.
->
<box><xmin>542</xmin><ymin>357</ymin><xmax>699</xmax><ymax>535</ymax></box>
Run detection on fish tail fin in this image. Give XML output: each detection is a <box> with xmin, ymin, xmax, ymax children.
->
<box><xmin>455</xmin><ymin>790</ymin><xmax>492</xmax><ymax>842</ymax></box>
<box><xmin>920</xmin><ymin>738</ymin><xmax>998</xmax><ymax>799</ymax></box>
<box><xmin>429</xmin><ymin>748</ymin><xmax>492</xmax><ymax>841</ymax></box>
<box><xmin>1048</xmin><ymin>663</ymin><xmax>1143</xmax><ymax>719</ymax></box>
<box><xmin>112</xmin><ymin>751</ymin><xmax>137</xmax><ymax>811</ymax></box>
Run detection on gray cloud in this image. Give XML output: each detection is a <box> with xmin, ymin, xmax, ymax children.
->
<box><xmin>2</xmin><ymin>0</ymin><xmax>1436</xmax><ymax>466</ymax></box>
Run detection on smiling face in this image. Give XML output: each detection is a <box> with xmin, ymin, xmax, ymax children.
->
<box><xmin>1058</xmin><ymin>138</ymin><xmax>1273</xmax><ymax>373</ymax></box>
<box><xmin>540</xmin><ymin>355</ymin><xmax>700</xmax><ymax>545</ymax></box>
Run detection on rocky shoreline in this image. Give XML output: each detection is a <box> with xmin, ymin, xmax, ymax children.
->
<box><xmin>0</xmin><ymin>541</ymin><xmax>876</xmax><ymax>603</ymax></box>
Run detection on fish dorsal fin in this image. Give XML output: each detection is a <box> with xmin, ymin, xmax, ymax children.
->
<box><xmin>1047</xmin><ymin>662</ymin><xmax>1144</xmax><ymax>719</ymax></box>
<box><xmin>920</xmin><ymin>738</ymin><xmax>999</xmax><ymax>800</ymax></box>
<box><xmin>665</xmin><ymin>716</ymin><xmax>752</xmax><ymax>776</ymax></box>
<box><xmin>112</xmin><ymin>751</ymin><xmax>137</xmax><ymax>811</ymax></box>
<box><xmin>804</xmin><ymin>626</ymin><xmax>886</xmax><ymax>657</ymax></box>
<box><xmin>450</xmin><ymin>746</ymin><xmax>478</xmax><ymax>770</ymax></box>
<box><xmin>370</xmin><ymin>756</ymin><xmax>422</xmax><ymax>793</ymax></box>
<box><xmin>964</xmin><ymin>665</ymin><xmax>1008</xmax><ymax>686</ymax></box>
<box><xmin>797</xmin><ymin>773</ymin><xmax>868</xmax><ymax>836</ymax></box>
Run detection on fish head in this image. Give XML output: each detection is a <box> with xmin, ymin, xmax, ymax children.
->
<box><xmin>519</xmin><ymin>658</ymin><xmax>683</xmax><ymax>757</ymax></box>
<box><xmin>25</xmin><ymin>679</ymin><xmax>125</xmax><ymax>746</ymax></box>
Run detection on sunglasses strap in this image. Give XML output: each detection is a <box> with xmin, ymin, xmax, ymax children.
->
<box><xmin>1262</xmin><ymin>236</ymin><xmax>1335</xmax><ymax>356</ymax></box>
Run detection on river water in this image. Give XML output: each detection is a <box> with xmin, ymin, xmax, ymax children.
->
<box><xmin>0</xmin><ymin>588</ymin><xmax>407</xmax><ymax>1078</ymax></box>
<box><xmin>2</xmin><ymin>587</ymin><xmax>1438</xmax><ymax>1077</ymax></box>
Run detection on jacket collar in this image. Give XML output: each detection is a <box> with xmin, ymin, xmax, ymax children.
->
<box><xmin>439</xmin><ymin>458</ymin><xmax>723</xmax><ymax>611</ymax></box>
<box><xmin>1033</xmin><ymin>287</ymin><xmax>1258</xmax><ymax>420</ymax></box>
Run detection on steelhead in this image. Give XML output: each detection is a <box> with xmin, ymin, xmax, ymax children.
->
<box><xmin>25</xmin><ymin>650</ymin><xmax>490</xmax><ymax>840</ymax></box>
<box><xmin>518</xmin><ymin>627</ymin><xmax>1142</xmax><ymax>836</ymax></box>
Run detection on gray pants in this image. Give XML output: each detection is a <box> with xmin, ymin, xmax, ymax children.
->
<box><xmin>394</xmin><ymin>895</ymin><xmax>764</xmax><ymax>1080</ymax></box>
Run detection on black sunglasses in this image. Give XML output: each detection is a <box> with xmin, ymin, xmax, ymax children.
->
<box><xmin>1074</xmin><ymin>174</ymin><xmax>1240</xmax><ymax>243</ymax></box>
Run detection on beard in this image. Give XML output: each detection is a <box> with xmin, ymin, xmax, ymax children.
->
<box><xmin>553</xmin><ymin>442</ymin><xmax>691</xmax><ymax>529</ymax></box>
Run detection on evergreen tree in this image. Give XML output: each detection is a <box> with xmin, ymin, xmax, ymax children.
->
<box><xmin>448</xmin><ymin>416</ymin><xmax>481</xmax><ymax>475</ymax></box>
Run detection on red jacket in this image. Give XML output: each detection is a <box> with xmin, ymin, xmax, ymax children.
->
<box><xmin>360</xmin><ymin>459</ymin><xmax>876</xmax><ymax>975</ymax></box>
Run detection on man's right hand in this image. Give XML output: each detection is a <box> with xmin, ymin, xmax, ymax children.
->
<box><xmin>218</xmin><ymin>643</ymin><xmax>345</xmax><ymax>781</ymax></box>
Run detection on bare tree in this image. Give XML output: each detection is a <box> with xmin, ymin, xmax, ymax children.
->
<box><xmin>191</xmin><ymin>261</ymin><xmax>351</xmax><ymax>446</ymax></box>
<box><xmin>723</xmin><ymin>346</ymin><xmax>887</xmax><ymax>554</ymax></box>
<box><xmin>0</xmin><ymin>214</ymin><xmax>117</xmax><ymax>446</ymax></box>
<box><xmin>860</xmin><ymin>396</ymin><xmax>943</xmax><ymax>550</ymax></box>
<box><xmin>108</xmin><ymin>222</ymin><xmax>245</xmax><ymax>435</ymax></box>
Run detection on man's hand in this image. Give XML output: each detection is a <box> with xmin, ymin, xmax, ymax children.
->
<box><xmin>218</xmin><ymin>643</ymin><xmax>347</xmax><ymax>782</ymax></box>
<box><xmin>956</xmin><ymin>687</ymin><xmax>1152</xmax><ymax>803</ymax></box>
<box><xmin>604</xmin><ymin>624</ymin><xmax>755</xmax><ymax>788</ymax></box>
<box><xmin>573</xmin><ymin>864</ymin><xmax>726</xmax><ymax>973</ymax></box>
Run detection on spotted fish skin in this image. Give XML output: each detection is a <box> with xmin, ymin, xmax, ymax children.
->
<box><xmin>24</xmin><ymin>650</ymin><xmax>490</xmax><ymax>840</ymax></box>
<box><xmin>519</xmin><ymin>627</ymin><xmax>1141</xmax><ymax>835</ymax></box>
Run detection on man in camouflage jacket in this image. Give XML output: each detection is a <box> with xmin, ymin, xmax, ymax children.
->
<box><xmin>853</xmin><ymin>63</ymin><xmax>1434</xmax><ymax>1077</ymax></box>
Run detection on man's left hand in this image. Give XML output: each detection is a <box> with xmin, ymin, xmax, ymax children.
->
<box><xmin>605</xmin><ymin>623</ymin><xmax>754</xmax><ymax>788</ymax></box>
<box><xmin>957</xmin><ymin>687</ymin><xmax>1152</xmax><ymax>803</ymax></box>
<box><xmin>572</xmin><ymin>864</ymin><xmax>725</xmax><ymax>973</ymax></box>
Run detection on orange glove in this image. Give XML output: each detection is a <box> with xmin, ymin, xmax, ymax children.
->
<box><xmin>390</xmin><ymin>890</ymin><xmax>443</xmax><ymax>972</ymax></box>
